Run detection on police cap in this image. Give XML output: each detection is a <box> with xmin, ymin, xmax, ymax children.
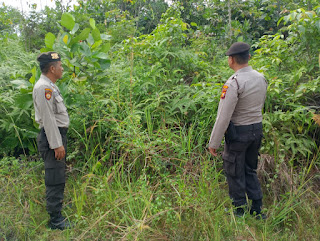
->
<box><xmin>37</xmin><ymin>52</ymin><xmax>61</xmax><ymax>63</ymax></box>
<box><xmin>225</xmin><ymin>42</ymin><xmax>250</xmax><ymax>56</ymax></box>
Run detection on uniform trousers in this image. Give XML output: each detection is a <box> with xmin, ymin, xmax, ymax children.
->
<box><xmin>222</xmin><ymin>122</ymin><xmax>263</xmax><ymax>207</ymax></box>
<box><xmin>37</xmin><ymin>127</ymin><xmax>68</xmax><ymax>214</ymax></box>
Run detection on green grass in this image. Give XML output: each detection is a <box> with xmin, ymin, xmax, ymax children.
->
<box><xmin>1</xmin><ymin>154</ymin><xmax>320</xmax><ymax>240</ymax></box>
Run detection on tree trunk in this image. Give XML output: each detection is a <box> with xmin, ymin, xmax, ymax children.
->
<box><xmin>228</xmin><ymin>0</ymin><xmax>232</xmax><ymax>41</ymax></box>
<box><xmin>276</xmin><ymin>0</ymin><xmax>281</xmax><ymax>21</ymax></box>
<box><xmin>307</xmin><ymin>0</ymin><xmax>312</xmax><ymax>11</ymax></box>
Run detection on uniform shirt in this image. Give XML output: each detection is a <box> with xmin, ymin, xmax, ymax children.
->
<box><xmin>33</xmin><ymin>74</ymin><xmax>69</xmax><ymax>149</ymax></box>
<box><xmin>209</xmin><ymin>66</ymin><xmax>267</xmax><ymax>149</ymax></box>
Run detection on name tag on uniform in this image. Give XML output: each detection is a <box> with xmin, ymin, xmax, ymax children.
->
<box><xmin>220</xmin><ymin>85</ymin><xmax>229</xmax><ymax>99</ymax></box>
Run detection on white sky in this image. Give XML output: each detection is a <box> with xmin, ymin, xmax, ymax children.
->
<box><xmin>1</xmin><ymin>0</ymin><xmax>173</xmax><ymax>14</ymax></box>
<box><xmin>0</xmin><ymin>0</ymin><xmax>78</xmax><ymax>13</ymax></box>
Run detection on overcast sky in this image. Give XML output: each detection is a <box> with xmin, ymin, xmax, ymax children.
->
<box><xmin>1</xmin><ymin>0</ymin><xmax>173</xmax><ymax>14</ymax></box>
<box><xmin>0</xmin><ymin>0</ymin><xmax>78</xmax><ymax>13</ymax></box>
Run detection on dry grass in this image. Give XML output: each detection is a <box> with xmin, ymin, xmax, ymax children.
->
<box><xmin>312</xmin><ymin>114</ymin><xmax>320</xmax><ymax>127</ymax></box>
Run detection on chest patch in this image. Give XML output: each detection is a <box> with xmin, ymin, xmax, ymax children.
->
<box><xmin>45</xmin><ymin>88</ymin><xmax>53</xmax><ymax>100</ymax></box>
<box><xmin>220</xmin><ymin>85</ymin><xmax>229</xmax><ymax>99</ymax></box>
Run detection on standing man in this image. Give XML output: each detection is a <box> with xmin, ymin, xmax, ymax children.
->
<box><xmin>33</xmin><ymin>52</ymin><xmax>71</xmax><ymax>229</ymax></box>
<box><xmin>208</xmin><ymin>42</ymin><xmax>267</xmax><ymax>219</ymax></box>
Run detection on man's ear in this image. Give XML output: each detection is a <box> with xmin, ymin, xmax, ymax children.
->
<box><xmin>50</xmin><ymin>64</ymin><xmax>55</xmax><ymax>73</ymax></box>
<box><xmin>230</xmin><ymin>56</ymin><xmax>234</xmax><ymax>64</ymax></box>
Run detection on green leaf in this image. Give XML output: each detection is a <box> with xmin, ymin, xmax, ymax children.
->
<box><xmin>61</xmin><ymin>12</ymin><xmax>75</xmax><ymax>31</ymax></box>
<box><xmin>297</xmin><ymin>25</ymin><xmax>305</xmax><ymax>34</ymax></box>
<box><xmin>283</xmin><ymin>15</ymin><xmax>290</xmax><ymax>24</ymax></box>
<box><xmin>69</xmin><ymin>28</ymin><xmax>91</xmax><ymax>47</ymax></box>
<box><xmin>305</xmin><ymin>11</ymin><xmax>314</xmax><ymax>19</ymax></box>
<box><xmin>92</xmin><ymin>28</ymin><xmax>101</xmax><ymax>41</ymax></box>
<box><xmin>87</xmin><ymin>34</ymin><xmax>95</xmax><ymax>45</ymax></box>
<box><xmin>101</xmin><ymin>42</ymin><xmax>110</xmax><ymax>53</ymax></box>
<box><xmin>89</xmin><ymin>18</ymin><xmax>96</xmax><ymax>29</ymax></box>
<box><xmin>100</xmin><ymin>34</ymin><xmax>111</xmax><ymax>41</ymax></box>
<box><xmin>77</xmin><ymin>28</ymin><xmax>91</xmax><ymax>41</ymax></box>
<box><xmin>29</xmin><ymin>66</ymin><xmax>37</xmax><ymax>84</ymax></box>
<box><xmin>79</xmin><ymin>43</ymin><xmax>91</xmax><ymax>57</ymax></box>
<box><xmin>40</xmin><ymin>47</ymin><xmax>51</xmax><ymax>53</ymax></box>
<box><xmin>73</xmin><ymin>76</ymin><xmax>87</xmax><ymax>83</ymax></box>
<box><xmin>45</xmin><ymin>32</ymin><xmax>55</xmax><ymax>49</ymax></box>
<box><xmin>29</xmin><ymin>75</ymin><xmax>35</xmax><ymax>85</ymax></box>
<box><xmin>91</xmin><ymin>40</ymin><xmax>102</xmax><ymax>50</ymax></box>
<box><xmin>70</xmin><ymin>23</ymin><xmax>80</xmax><ymax>35</ymax></box>
<box><xmin>69</xmin><ymin>57</ymin><xmax>82</xmax><ymax>67</ymax></box>
<box><xmin>31</xmin><ymin>66</ymin><xmax>36</xmax><ymax>76</ymax></box>
<box><xmin>70</xmin><ymin>43</ymin><xmax>80</xmax><ymax>53</ymax></box>
<box><xmin>10</xmin><ymin>80</ymin><xmax>32</xmax><ymax>92</ymax></box>
<box><xmin>316</xmin><ymin>20</ymin><xmax>320</xmax><ymax>31</ymax></box>
<box><xmin>265</xmin><ymin>15</ymin><xmax>271</xmax><ymax>21</ymax></box>
<box><xmin>92</xmin><ymin>52</ymin><xmax>109</xmax><ymax>59</ymax></box>
<box><xmin>190</xmin><ymin>22</ymin><xmax>197</xmax><ymax>27</ymax></box>
<box><xmin>277</xmin><ymin>17</ymin><xmax>284</xmax><ymax>26</ymax></box>
<box><xmin>93</xmin><ymin>61</ymin><xmax>101</xmax><ymax>69</ymax></box>
<box><xmin>98</xmin><ymin>59</ymin><xmax>111</xmax><ymax>69</ymax></box>
<box><xmin>15</xmin><ymin>93</ymin><xmax>33</xmax><ymax>109</ymax></box>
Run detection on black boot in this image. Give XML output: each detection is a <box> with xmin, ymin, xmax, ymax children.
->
<box><xmin>224</xmin><ymin>206</ymin><xmax>245</xmax><ymax>217</ymax></box>
<box><xmin>234</xmin><ymin>207</ymin><xmax>245</xmax><ymax>217</ymax></box>
<box><xmin>48</xmin><ymin>212</ymin><xmax>72</xmax><ymax>230</ymax></box>
<box><xmin>250</xmin><ymin>199</ymin><xmax>267</xmax><ymax>220</ymax></box>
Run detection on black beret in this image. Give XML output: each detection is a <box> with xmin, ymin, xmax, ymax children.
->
<box><xmin>225</xmin><ymin>42</ymin><xmax>250</xmax><ymax>56</ymax></box>
<box><xmin>37</xmin><ymin>52</ymin><xmax>61</xmax><ymax>63</ymax></box>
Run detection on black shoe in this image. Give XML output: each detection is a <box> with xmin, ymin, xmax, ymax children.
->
<box><xmin>250</xmin><ymin>199</ymin><xmax>266</xmax><ymax>220</ymax></box>
<box><xmin>48</xmin><ymin>219</ymin><xmax>72</xmax><ymax>230</ymax></box>
<box><xmin>256</xmin><ymin>213</ymin><xmax>267</xmax><ymax>220</ymax></box>
<box><xmin>225</xmin><ymin>207</ymin><xmax>245</xmax><ymax>217</ymax></box>
<box><xmin>48</xmin><ymin>213</ymin><xmax>73</xmax><ymax>230</ymax></box>
<box><xmin>250</xmin><ymin>210</ymin><xmax>267</xmax><ymax>220</ymax></box>
<box><xmin>234</xmin><ymin>207</ymin><xmax>245</xmax><ymax>217</ymax></box>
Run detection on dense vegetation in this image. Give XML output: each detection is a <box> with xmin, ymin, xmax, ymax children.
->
<box><xmin>0</xmin><ymin>0</ymin><xmax>320</xmax><ymax>240</ymax></box>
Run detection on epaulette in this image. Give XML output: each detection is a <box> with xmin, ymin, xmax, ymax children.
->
<box><xmin>232</xmin><ymin>74</ymin><xmax>239</xmax><ymax>90</ymax></box>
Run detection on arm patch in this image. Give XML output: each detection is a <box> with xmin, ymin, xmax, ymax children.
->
<box><xmin>45</xmin><ymin>88</ymin><xmax>53</xmax><ymax>100</ymax></box>
<box><xmin>220</xmin><ymin>85</ymin><xmax>229</xmax><ymax>99</ymax></box>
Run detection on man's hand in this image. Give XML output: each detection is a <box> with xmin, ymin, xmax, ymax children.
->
<box><xmin>208</xmin><ymin>147</ymin><xmax>218</xmax><ymax>157</ymax></box>
<box><xmin>54</xmin><ymin>146</ymin><xmax>66</xmax><ymax>160</ymax></box>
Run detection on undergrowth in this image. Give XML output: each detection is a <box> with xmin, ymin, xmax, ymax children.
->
<box><xmin>0</xmin><ymin>154</ymin><xmax>320</xmax><ymax>240</ymax></box>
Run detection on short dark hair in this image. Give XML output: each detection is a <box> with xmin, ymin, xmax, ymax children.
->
<box><xmin>232</xmin><ymin>52</ymin><xmax>250</xmax><ymax>65</ymax></box>
<box><xmin>40</xmin><ymin>61</ymin><xmax>58</xmax><ymax>74</ymax></box>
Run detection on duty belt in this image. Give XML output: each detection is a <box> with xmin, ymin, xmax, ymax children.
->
<box><xmin>41</xmin><ymin>127</ymin><xmax>68</xmax><ymax>135</ymax></box>
<box><xmin>235</xmin><ymin>122</ymin><xmax>262</xmax><ymax>133</ymax></box>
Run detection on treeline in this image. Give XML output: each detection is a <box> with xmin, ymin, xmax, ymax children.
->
<box><xmin>1</xmin><ymin>0</ymin><xmax>319</xmax><ymax>50</ymax></box>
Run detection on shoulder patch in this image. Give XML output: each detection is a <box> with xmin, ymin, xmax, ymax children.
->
<box><xmin>220</xmin><ymin>85</ymin><xmax>229</xmax><ymax>99</ymax></box>
<box><xmin>45</xmin><ymin>88</ymin><xmax>53</xmax><ymax>100</ymax></box>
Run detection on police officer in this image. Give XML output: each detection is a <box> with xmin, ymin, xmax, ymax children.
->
<box><xmin>208</xmin><ymin>42</ymin><xmax>267</xmax><ymax>219</ymax></box>
<box><xmin>33</xmin><ymin>52</ymin><xmax>71</xmax><ymax>229</ymax></box>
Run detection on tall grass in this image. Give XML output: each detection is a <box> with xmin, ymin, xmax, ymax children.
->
<box><xmin>1</xmin><ymin>145</ymin><xmax>320</xmax><ymax>240</ymax></box>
